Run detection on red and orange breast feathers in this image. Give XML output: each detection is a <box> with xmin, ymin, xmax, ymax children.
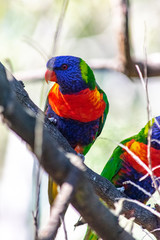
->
<box><xmin>48</xmin><ymin>83</ymin><xmax>106</xmax><ymax>122</ymax></box>
<box><xmin>121</xmin><ymin>139</ymin><xmax>160</xmax><ymax>176</ymax></box>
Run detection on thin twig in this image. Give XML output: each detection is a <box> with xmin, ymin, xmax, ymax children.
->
<box><xmin>33</xmin><ymin>163</ymin><xmax>41</xmax><ymax>240</ymax></box>
<box><xmin>13</xmin><ymin>56</ymin><xmax>160</xmax><ymax>83</ymax></box>
<box><xmin>99</xmin><ymin>136</ymin><xmax>158</xmax><ymax>203</ymax></box>
<box><xmin>23</xmin><ymin>36</ymin><xmax>48</xmax><ymax>62</ymax></box>
<box><xmin>33</xmin><ymin>112</ymin><xmax>45</xmax><ymax>239</ymax></box>
<box><xmin>99</xmin><ymin>137</ymin><xmax>155</xmax><ymax>179</ymax></box>
<box><xmin>51</xmin><ymin>0</ymin><xmax>69</xmax><ymax>56</ymax></box>
<box><xmin>60</xmin><ymin>216</ymin><xmax>68</xmax><ymax>240</ymax></box>
<box><xmin>136</xmin><ymin>64</ymin><xmax>160</xmax><ymax>197</ymax></box>
<box><xmin>143</xmin><ymin>26</ymin><xmax>156</xmax><ymax>194</ymax></box>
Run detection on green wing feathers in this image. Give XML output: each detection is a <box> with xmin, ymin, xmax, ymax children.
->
<box><xmin>84</xmin><ymin>227</ymin><xmax>99</xmax><ymax>240</ymax></box>
<box><xmin>48</xmin><ymin>176</ymin><xmax>58</xmax><ymax>206</ymax></box>
<box><xmin>96</xmin><ymin>84</ymin><xmax>109</xmax><ymax>137</ymax></box>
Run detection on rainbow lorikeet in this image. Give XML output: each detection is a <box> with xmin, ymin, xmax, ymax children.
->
<box><xmin>45</xmin><ymin>55</ymin><xmax>109</xmax><ymax>205</ymax></box>
<box><xmin>84</xmin><ymin>116</ymin><xmax>160</xmax><ymax>240</ymax></box>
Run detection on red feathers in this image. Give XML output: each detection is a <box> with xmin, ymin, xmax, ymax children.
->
<box><xmin>48</xmin><ymin>83</ymin><xmax>106</xmax><ymax>122</ymax></box>
<box><xmin>121</xmin><ymin>139</ymin><xmax>160</xmax><ymax>176</ymax></box>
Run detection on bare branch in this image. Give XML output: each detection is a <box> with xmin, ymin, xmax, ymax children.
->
<box><xmin>13</xmin><ymin>55</ymin><xmax>160</xmax><ymax>84</ymax></box>
<box><xmin>33</xmin><ymin>162</ymin><xmax>41</xmax><ymax>240</ymax></box>
<box><xmin>86</xmin><ymin>167</ymin><xmax>160</xmax><ymax>239</ymax></box>
<box><xmin>33</xmin><ymin>111</ymin><xmax>45</xmax><ymax>240</ymax></box>
<box><xmin>23</xmin><ymin>36</ymin><xmax>48</xmax><ymax>62</ymax></box>
<box><xmin>51</xmin><ymin>0</ymin><xmax>69</xmax><ymax>56</ymax></box>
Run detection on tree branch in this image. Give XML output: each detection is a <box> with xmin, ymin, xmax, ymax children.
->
<box><xmin>1</xmin><ymin>63</ymin><xmax>160</xmax><ymax>239</ymax></box>
<box><xmin>86</xmin><ymin>167</ymin><xmax>160</xmax><ymax>239</ymax></box>
<box><xmin>14</xmin><ymin>57</ymin><xmax>160</xmax><ymax>83</ymax></box>
<box><xmin>0</xmin><ymin>63</ymin><xmax>135</xmax><ymax>240</ymax></box>
<box><xmin>2</xmin><ymin>63</ymin><xmax>160</xmax><ymax>239</ymax></box>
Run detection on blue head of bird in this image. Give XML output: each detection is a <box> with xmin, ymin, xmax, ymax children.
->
<box><xmin>45</xmin><ymin>55</ymin><xmax>96</xmax><ymax>94</ymax></box>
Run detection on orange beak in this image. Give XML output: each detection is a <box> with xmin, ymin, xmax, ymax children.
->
<box><xmin>45</xmin><ymin>69</ymin><xmax>57</xmax><ymax>83</ymax></box>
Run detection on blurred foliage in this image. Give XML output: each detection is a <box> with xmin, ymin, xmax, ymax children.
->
<box><xmin>0</xmin><ymin>0</ymin><xmax>160</xmax><ymax>71</ymax></box>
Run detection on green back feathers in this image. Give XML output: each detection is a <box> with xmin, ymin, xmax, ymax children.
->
<box><xmin>137</xmin><ymin>118</ymin><xmax>155</xmax><ymax>143</ymax></box>
<box><xmin>97</xmin><ymin>84</ymin><xmax>109</xmax><ymax>136</ymax></box>
<box><xmin>101</xmin><ymin>145</ymin><xmax>123</xmax><ymax>181</ymax></box>
<box><xmin>79</xmin><ymin>58</ymin><xmax>109</xmax><ymax>155</ymax></box>
<box><xmin>84</xmin><ymin>117</ymin><xmax>156</xmax><ymax>240</ymax></box>
<box><xmin>80</xmin><ymin>59</ymin><xmax>96</xmax><ymax>90</ymax></box>
<box><xmin>79</xmin><ymin>58</ymin><xmax>109</xmax><ymax>123</ymax></box>
<box><xmin>79</xmin><ymin>58</ymin><xmax>109</xmax><ymax>134</ymax></box>
<box><xmin>125</xmin><ymin>118</ymin><xmax>155</xmax><ymax>144</ymax></box>
<box><xmin>100</xmin><ymin>129</ymin><xmax>146</xmax><ymax>182</ymax></box>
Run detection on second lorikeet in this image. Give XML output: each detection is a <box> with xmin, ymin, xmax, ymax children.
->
<box><xmin>84</xmin><ymin>116</ymin><xmax>160</xmax><ymax>240</ymax></box>
<box><xmin>45</xmin><ymin>55</ymin><xmax>109</xmax><ymax>205</ymax></box>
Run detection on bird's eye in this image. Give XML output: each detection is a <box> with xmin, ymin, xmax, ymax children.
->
<box><xmin>61</xmin><ymin>64</ymin><xmax>68</xmax><ymax>70</ymax></box>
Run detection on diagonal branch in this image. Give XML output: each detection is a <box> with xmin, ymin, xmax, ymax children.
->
<box><xmin>86</xmin><ymin>167</ymin><xmax>160</xmax><ymax>239</ymax></box>
<box><xmin>1</xmin><ymin>63</ymin><xmax>160</xmax><ymax>239</ymax></box>
<box><xmin>0</xmin><ymin>63</ymin><xmax>135</xmax><ymax>240</ymax></box>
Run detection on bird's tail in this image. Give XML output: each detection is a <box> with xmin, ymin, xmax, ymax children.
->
<box><xmin>83</xmin><ymin>226</ymin><xmax>99</xmax><ymax>240</ymax></box>
<box><xmin>48</xmin><ymin>176</ymin><xmax>58</xmax><ymax>206</ymax></box>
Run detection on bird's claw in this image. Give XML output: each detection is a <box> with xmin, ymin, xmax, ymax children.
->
<box><xmin>77</xmin><ymin>153</ymin><xmax>85</xmax><ymax>162</ymax></box>
<box><xmin>117</xmin><ymin>186</ymin><xmax>125</xmax><ymax>193</ymax></box>
<box><xmin>48</xmin><ymin>117</ymin><xmax>57</xmax><ymax>125</ymax></box>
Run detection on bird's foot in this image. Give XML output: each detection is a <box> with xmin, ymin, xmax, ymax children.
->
<box><xmin>117</xmin><ymin>186</ymin><xmax>125</xmax><ymax>193</ymax></box>
<box><xmin>147</xmin><ymin>204</ymin><xmax>151</xmax><ymax>207</ymax></box>
<box><xmin>48</xmin><ymin>117</ymin><xmax>57</xmax><ymax>125</ymax></box>
<box><xmin>74</xmin><ymin>145</ymin><xmax>85</xmax><ymax>162</ymax></box>
<box><xmin>77</xmin><ymin>153</ymin><xmax>85</xmax><ymax>162</ymax></box>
